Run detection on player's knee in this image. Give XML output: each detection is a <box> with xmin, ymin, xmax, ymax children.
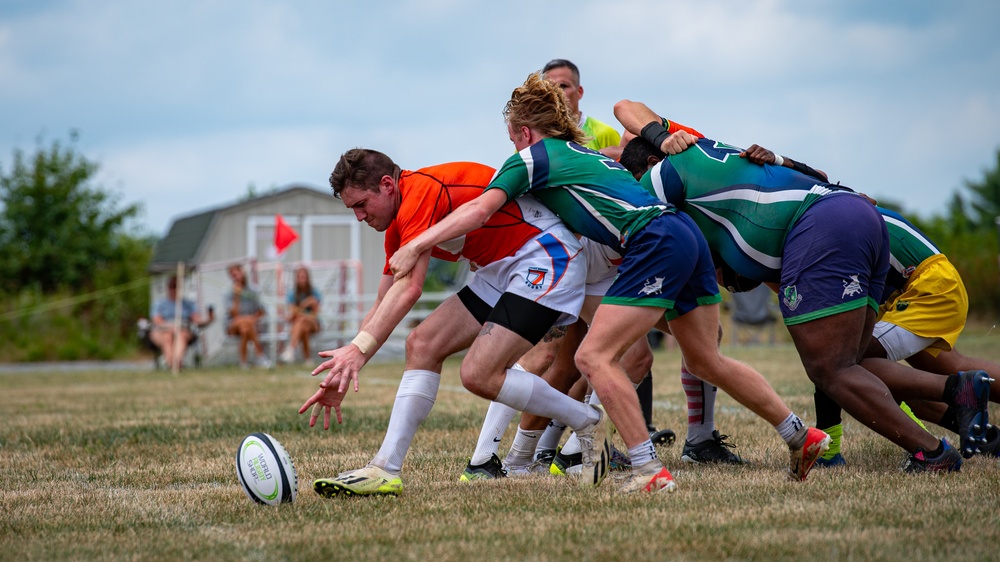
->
<box><xmin>458</xmin><ymin>366</ymin><xmax>491</xmax><ymax>398</ymax></box>
<box><xmin>801</xmin><ymin>359</ymin><xmax>843</xmax><ymax>389</ymax></box>
<box><xmin>405</xmin><ymin>328</ymin><xmax>444</xmax><ymax>364</ymax></box>
<box><xmin>574</xmin><ymin>345</ymin><xmax>608</xmax><ymax>383</ymax></box>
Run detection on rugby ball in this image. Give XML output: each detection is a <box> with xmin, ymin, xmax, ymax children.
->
<box><xmin>236</xmin><ymin>433</ymin><xmax>298</xmax><ymax>505</ymax></box>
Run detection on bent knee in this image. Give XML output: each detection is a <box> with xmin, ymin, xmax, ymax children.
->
<box><xmin>405</xmin><ymin>329</ymin><xmax>444</xmax><ymax>363</ymax></box>
<box><xmin>459</xmin><ymin>368</ymin><xmax>491</xmax><ymax>398</ymax></box>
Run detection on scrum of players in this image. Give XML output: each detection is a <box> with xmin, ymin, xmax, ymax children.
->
<box><xmin>297</xmin><ymin>59</ymin><xmax>999</xmax><ymax>498</ymax></box>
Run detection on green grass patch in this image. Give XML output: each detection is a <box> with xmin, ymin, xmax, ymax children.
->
<box><xmin>2</xmin><ymin>334</ymin><xmax>999</xmax><ymax>561</ymax></box>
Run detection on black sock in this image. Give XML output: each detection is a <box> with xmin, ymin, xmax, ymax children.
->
<box><xmin>938</xmin><ymin>406</ymin><xmax>959</xmax><ymax>433</ymax></box>
<box><xmin>927</xmin><ymin>440</ymin><xmax>945</xmax><ymax>458</ymax></box>
<box><xmin>942</xmin><ymin>374</ymin><xmax>960</xmax><ymax>404</ymax></box>
<box><xmin>638</xmin><ymin>372</ymin><xmax>654</xmax><ymax>431</ymax></box>
<box><xmin>814</xmin><ymin>387</ymin><xmax>843</xmax><ymax>429</ymax></box>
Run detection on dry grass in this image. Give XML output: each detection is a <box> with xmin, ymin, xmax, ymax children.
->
<box><xmin>2</xmin><ymin>333</ymin><xmax>999</xmax><ymax>561</ymax></box>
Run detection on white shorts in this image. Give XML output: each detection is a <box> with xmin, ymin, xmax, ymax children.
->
<box><xmin>582</xmin><ymin>238</ymin><xmax>622</xmax><ymax>297</ymax></box>
<box><xmin>466</xmin><ymin>226</ymin><xmax>585</xmax><ymax>325</ymax></box>
<box><xmin>872</xmin><ymin>321</ymin><xmax>939</xmax><ymax>362</ymax></box>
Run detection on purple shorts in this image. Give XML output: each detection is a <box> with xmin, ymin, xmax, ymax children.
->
<box><xmin>603</xmin><ymin>212</ymin><xmax>722</xmax><ymax>320</ymax></box>
<box><xmin>779</xmin><ymin>193</ymin><xmax>889</xmax><ymax>325</ymax></box>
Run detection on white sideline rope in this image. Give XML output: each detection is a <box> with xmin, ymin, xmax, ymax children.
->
<box><xmin>0</xmin><ymin>276</ymin><xmax>151</xmax><ymax>321</ymax></box>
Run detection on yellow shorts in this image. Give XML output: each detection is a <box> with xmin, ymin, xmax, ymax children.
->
<box><xmin>877</xmin><ymin>254</ymin><xmax>967</xmax><ymax>356</ymax></box>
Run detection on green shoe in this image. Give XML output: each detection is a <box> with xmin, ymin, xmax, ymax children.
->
<box><xmin>314</xmin><ymin>465</ymin><xmax>403</xmax><ymax>498</ymax></box>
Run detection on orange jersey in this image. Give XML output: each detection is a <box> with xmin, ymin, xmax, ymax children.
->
<box><xmin>666</xmin><ymin>119</ymin><xmax>703</xmax><ymax>138</ymax></box>
<box><xmin>383</xmin><ymin>162</ymin><xmax>565</xmax><ymax>273</ymax></box>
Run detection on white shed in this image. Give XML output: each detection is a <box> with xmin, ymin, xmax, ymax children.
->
<box><xmin>147</xmin><ymin>184</ymin><xmax>387</xmax><ymax>365</ymax></box>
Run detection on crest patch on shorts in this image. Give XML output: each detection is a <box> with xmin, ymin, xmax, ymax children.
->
<box><xmin>783</xmin><ymin>285</ymin><xmax>802</xmax><ymax>311</ymax></box>
<box><xmin>842</xmin><ymin>274</ymin><xmax>863</xmax><ymax>298</ymax></box>
<box><xmin>525</xmin><ymin>267</ymin><xmax>548</xmax><ymax>289</ymax></box>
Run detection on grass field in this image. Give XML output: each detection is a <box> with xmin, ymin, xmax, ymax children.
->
<box><xmin>2</xmin><ymin>332</ymin><xmax>999</xmax><ymax>561</ymax></box>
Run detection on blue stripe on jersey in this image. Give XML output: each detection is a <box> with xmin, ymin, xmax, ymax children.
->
<box><xmin>527</xmin><ymin>142</ymin><xmax>550</xmax><ymax>189</ymax></box>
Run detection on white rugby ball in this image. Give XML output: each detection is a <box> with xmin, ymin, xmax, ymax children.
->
<box><xmin>236</xmin><ymin>432</ymin><xmax>298</xmax><ymax>505</ymax></box>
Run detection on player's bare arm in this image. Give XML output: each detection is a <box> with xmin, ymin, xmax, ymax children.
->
<box><xmin>613</xmin><ymin>99</ymin><xmax>698</xmax><ymax>155</ymax></box>
<box><xmin>740</xmin><ymin>144</ymin><xmax>829</xmax><ymax>182</ymax></box>
<box><xmin>311</xmin><ymin>254</ymin><xmax>430</xmax><ymax>393</ymax></box>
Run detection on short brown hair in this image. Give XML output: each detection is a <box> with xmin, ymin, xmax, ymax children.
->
<box><xmin>504</xmin><ymin>72</ymin><xmax>588</xmax><ymax>145</ymax></box>
<box><xmin>542</xmin><ymin>58</ymin><xmax>580</xmax><ymax>86</ymax></box>
<box><xmin>329</xmin><ymin>148</ymin><xmax>401</xmax><ymax>199</ymax></box>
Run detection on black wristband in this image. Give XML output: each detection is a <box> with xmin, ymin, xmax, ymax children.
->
<box><xmin>788</xmin><ymin>159</ymin><xmax>826</xmax><ymax>183</ymax></box>
<box><xmin>640</xmin><ymin>120</ymin><xmax>671</xmax><ymax>152</ymax></box>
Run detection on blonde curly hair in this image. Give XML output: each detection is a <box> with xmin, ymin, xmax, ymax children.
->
<box><xmin>504</xmin><ymin>72</ymin><xmax>589</xmax><ymax>146</ymax></box>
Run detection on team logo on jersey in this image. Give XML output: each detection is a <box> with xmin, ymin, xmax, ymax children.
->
<box><xmin>639</xmin><ymin>277</ymin><xmax>664</xmax><ymax>296</ymax></box>
<box><xmin>525</xmin><ymin>267</ymin><xmax>548</xmax><ymax>289</ymax></box>
<box><xmin>842</xmin><ymin>275</ymin><xmax>863</xmax><ymax>298</ymax></box>
<box><xmin>782</xmin><ymin>285</ymin><xmax>802</xmax><ymax>311</ymax></box>
<box><xmin>902</xmin><ymin>266</ymin><xmax>916</xmax><ymax>279</ymax></box>
<box><xmin>895</xmin><ymin>300</ymin><xmax>910</xmax><ymax>312</ymax></box>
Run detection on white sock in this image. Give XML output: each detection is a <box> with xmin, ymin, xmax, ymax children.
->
<box><xmin>470</xmin><ymin>401</ymin><xmax>518</xmax><ymax>465</ymax></box>
<box><xmin>628</xmin><ymin>439</ymin><xmax>658</xmax><ymax>467</ymax></box>
<box><xmin>495</xmin><ymin>368</ymin><xmax>598</xmax><ymax>431</ymax></box>
<box><xmin>561</xmin><ymin>432</ymin><xmax>582</xmax><ymax>455</ymax></box>
<box><xmin>536</xmin><ymin>421</ymin><xmax>567</xmax><ymax>452</ymax></box>
<box><xmin>776</xmin><ymin>412</ymin><xmax>807</xmax><ymax>448</ymax></box>
<box><xmin>505</xmin><ymin>427</ymin><xmax>545</xmax><ymax>466</ymax></box>
<box><xmin>371</xmin><ymin>370</ymin><xmax>440</xmax><ymax>474</ymax></box>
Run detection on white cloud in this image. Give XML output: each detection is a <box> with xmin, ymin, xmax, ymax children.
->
<box><xmin>2</xmin><ymin>0</ymin><xmax>999</xmax><ymax>233</ymax></box>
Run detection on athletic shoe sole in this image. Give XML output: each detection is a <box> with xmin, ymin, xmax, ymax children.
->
<box><xmin>313</xmin><ymin>477</ymin><xmax>403</xmax><ymax>498</ymax></box>
<box><xmin>955</xmin><ymin>371</ymin><xmax>993</xmax><ymax>458</ymax></box>
<box><xmin>788</xmin><ymin>428</ymin><xmax>831</xmax><ymax>482</ymax></box>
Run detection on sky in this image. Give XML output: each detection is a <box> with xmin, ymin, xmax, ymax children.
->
<box><xmin>2</xmin><ymin>0</ymin><xmax>999</xmax><ymax>237</ymax></box>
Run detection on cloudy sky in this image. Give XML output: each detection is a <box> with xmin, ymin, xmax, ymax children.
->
<box><xmin>2</xmin><ymin>0</ymin><xmax>998</xmax><ymax>236</ymax></box>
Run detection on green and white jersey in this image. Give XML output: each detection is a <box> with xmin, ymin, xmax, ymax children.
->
<box><xmin>579</xmin><ymin>114</ymin><xmax>621</xmax><ymax>151</ymax></box>
<box><xmin>641</xmin><ymin>137</ymin><xmax>854</xmax><ymax>283</ymax></box>
<box><xmin>877</xmin><ymin>206</ymin><xmax>941</xmax><ymax>294</ymax></box>
<box><xmin>488</xmin><ymin>138</ymin><xmax>671</xmax><ymax>254</ymax></box>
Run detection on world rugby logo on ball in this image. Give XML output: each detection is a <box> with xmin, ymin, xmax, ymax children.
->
<box><xmin>236</xmin><ymin>433</ymin><xmax>298</xmax><ymax>505</ymax></box>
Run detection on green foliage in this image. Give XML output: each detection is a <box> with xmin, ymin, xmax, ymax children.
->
<box><xmin>0</xmin><ymin>133</ymin><xmax>144</xmax><ymax>294</ymax></box>
<box><xmin>0</xmin><ymin>133</ymin><xmax>156</xmax><ymax>361</ymax></box>
<box><xmin>911</xmin><ymin>151</ymin><xmax>1000</xmax><ymax>318</ymax></box>
<box><xmin>422</xmin><ymin>258</ymin><xmax>468</xmax><ymax>293</ymax></box>
<box><xmin>912</xmin><ymin>212</ymin><xmax>1000</xmax><ymax>318</ymax></box>
<box><xmin>963</xmin><ymin>148</ymin><xmax>1000</xmax><ymax>228</ymax></box>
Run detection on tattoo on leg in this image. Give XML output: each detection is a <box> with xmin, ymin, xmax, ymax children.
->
<box><xmin>542</xmin><ymin>325</ymin><xmax>568</xmax><ymax>343</ymax></box>
<box><xmin>480</xmin><ymin>322</ymin><xmax>495</xmax><ymax>337</ymax></box>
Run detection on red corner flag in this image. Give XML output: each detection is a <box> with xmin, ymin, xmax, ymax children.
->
<box><xmin>274</xmin><ymin>214</ymin><xmax>299</xmax><ymax>255</ymax></box>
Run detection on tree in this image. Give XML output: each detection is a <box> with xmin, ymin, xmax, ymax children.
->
<box><xmin>964</xmin><ymin>148</ymin><xmax>1000</xmax><ymax>229</ymax></box>
<box><xmin>0</xmin><ymin>133</ymin><xmax>143</xmax><ymax>293</ymax></box>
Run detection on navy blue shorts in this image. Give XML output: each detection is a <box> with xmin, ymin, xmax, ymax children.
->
<box><xmin>603</xmin><ymin>212</ymin><xmax>722</xmax><ymax>320</ymax></box>
<box><xmin>779</xmin><ymin>193</ymin><xmax>889</xmax><ymax>325</ymax></box>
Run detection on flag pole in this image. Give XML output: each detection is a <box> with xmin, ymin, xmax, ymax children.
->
<box><xmin>172</xmin><ymin>261</ymin><xmax>185</xmax><ymax>375</ymax></box>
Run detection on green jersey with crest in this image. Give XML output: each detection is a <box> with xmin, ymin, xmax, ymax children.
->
<box><xmin>487</xmin><ymin>137</ymin><xmax>671</xmax><ymax>254</ymax></box>
<box><xmin>640</xmin><ymin>137</ymin><xmax>854</xmax><ymax>283</ymax></box>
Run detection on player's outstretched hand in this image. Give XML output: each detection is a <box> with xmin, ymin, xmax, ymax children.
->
<box><xmin>661</xmin><ymin>130</ymin><xmax>699</xmax><ymax>155</ymax></box>
<box><xmin>740</xmin><ymin>144</ymin><xmax>777</xmax><ymax>165</ymax></box>
<box><xmin>312</xmin><ymin>344</ymin><xmax>366</xmax><ymax>393</ymax></box>
<box><xmin>298</xmin><ymin>385</ymin><xmax>347</xmax><ymax>429</ymax></box>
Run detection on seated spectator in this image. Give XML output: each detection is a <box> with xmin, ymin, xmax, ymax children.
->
<box><xmin>149</xmin><ymin>276</ymin><xmax>212</xmax><ymax>371</ymax></box>
<box><xmin>281</xmin><ymin>265</ymin><xmax>322</xmax><ymax>364</ymax></box>
<box><xmin>226</xmin><ymin>264</ymin><xmax>270</xmax><ymax>369</ymax></box>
